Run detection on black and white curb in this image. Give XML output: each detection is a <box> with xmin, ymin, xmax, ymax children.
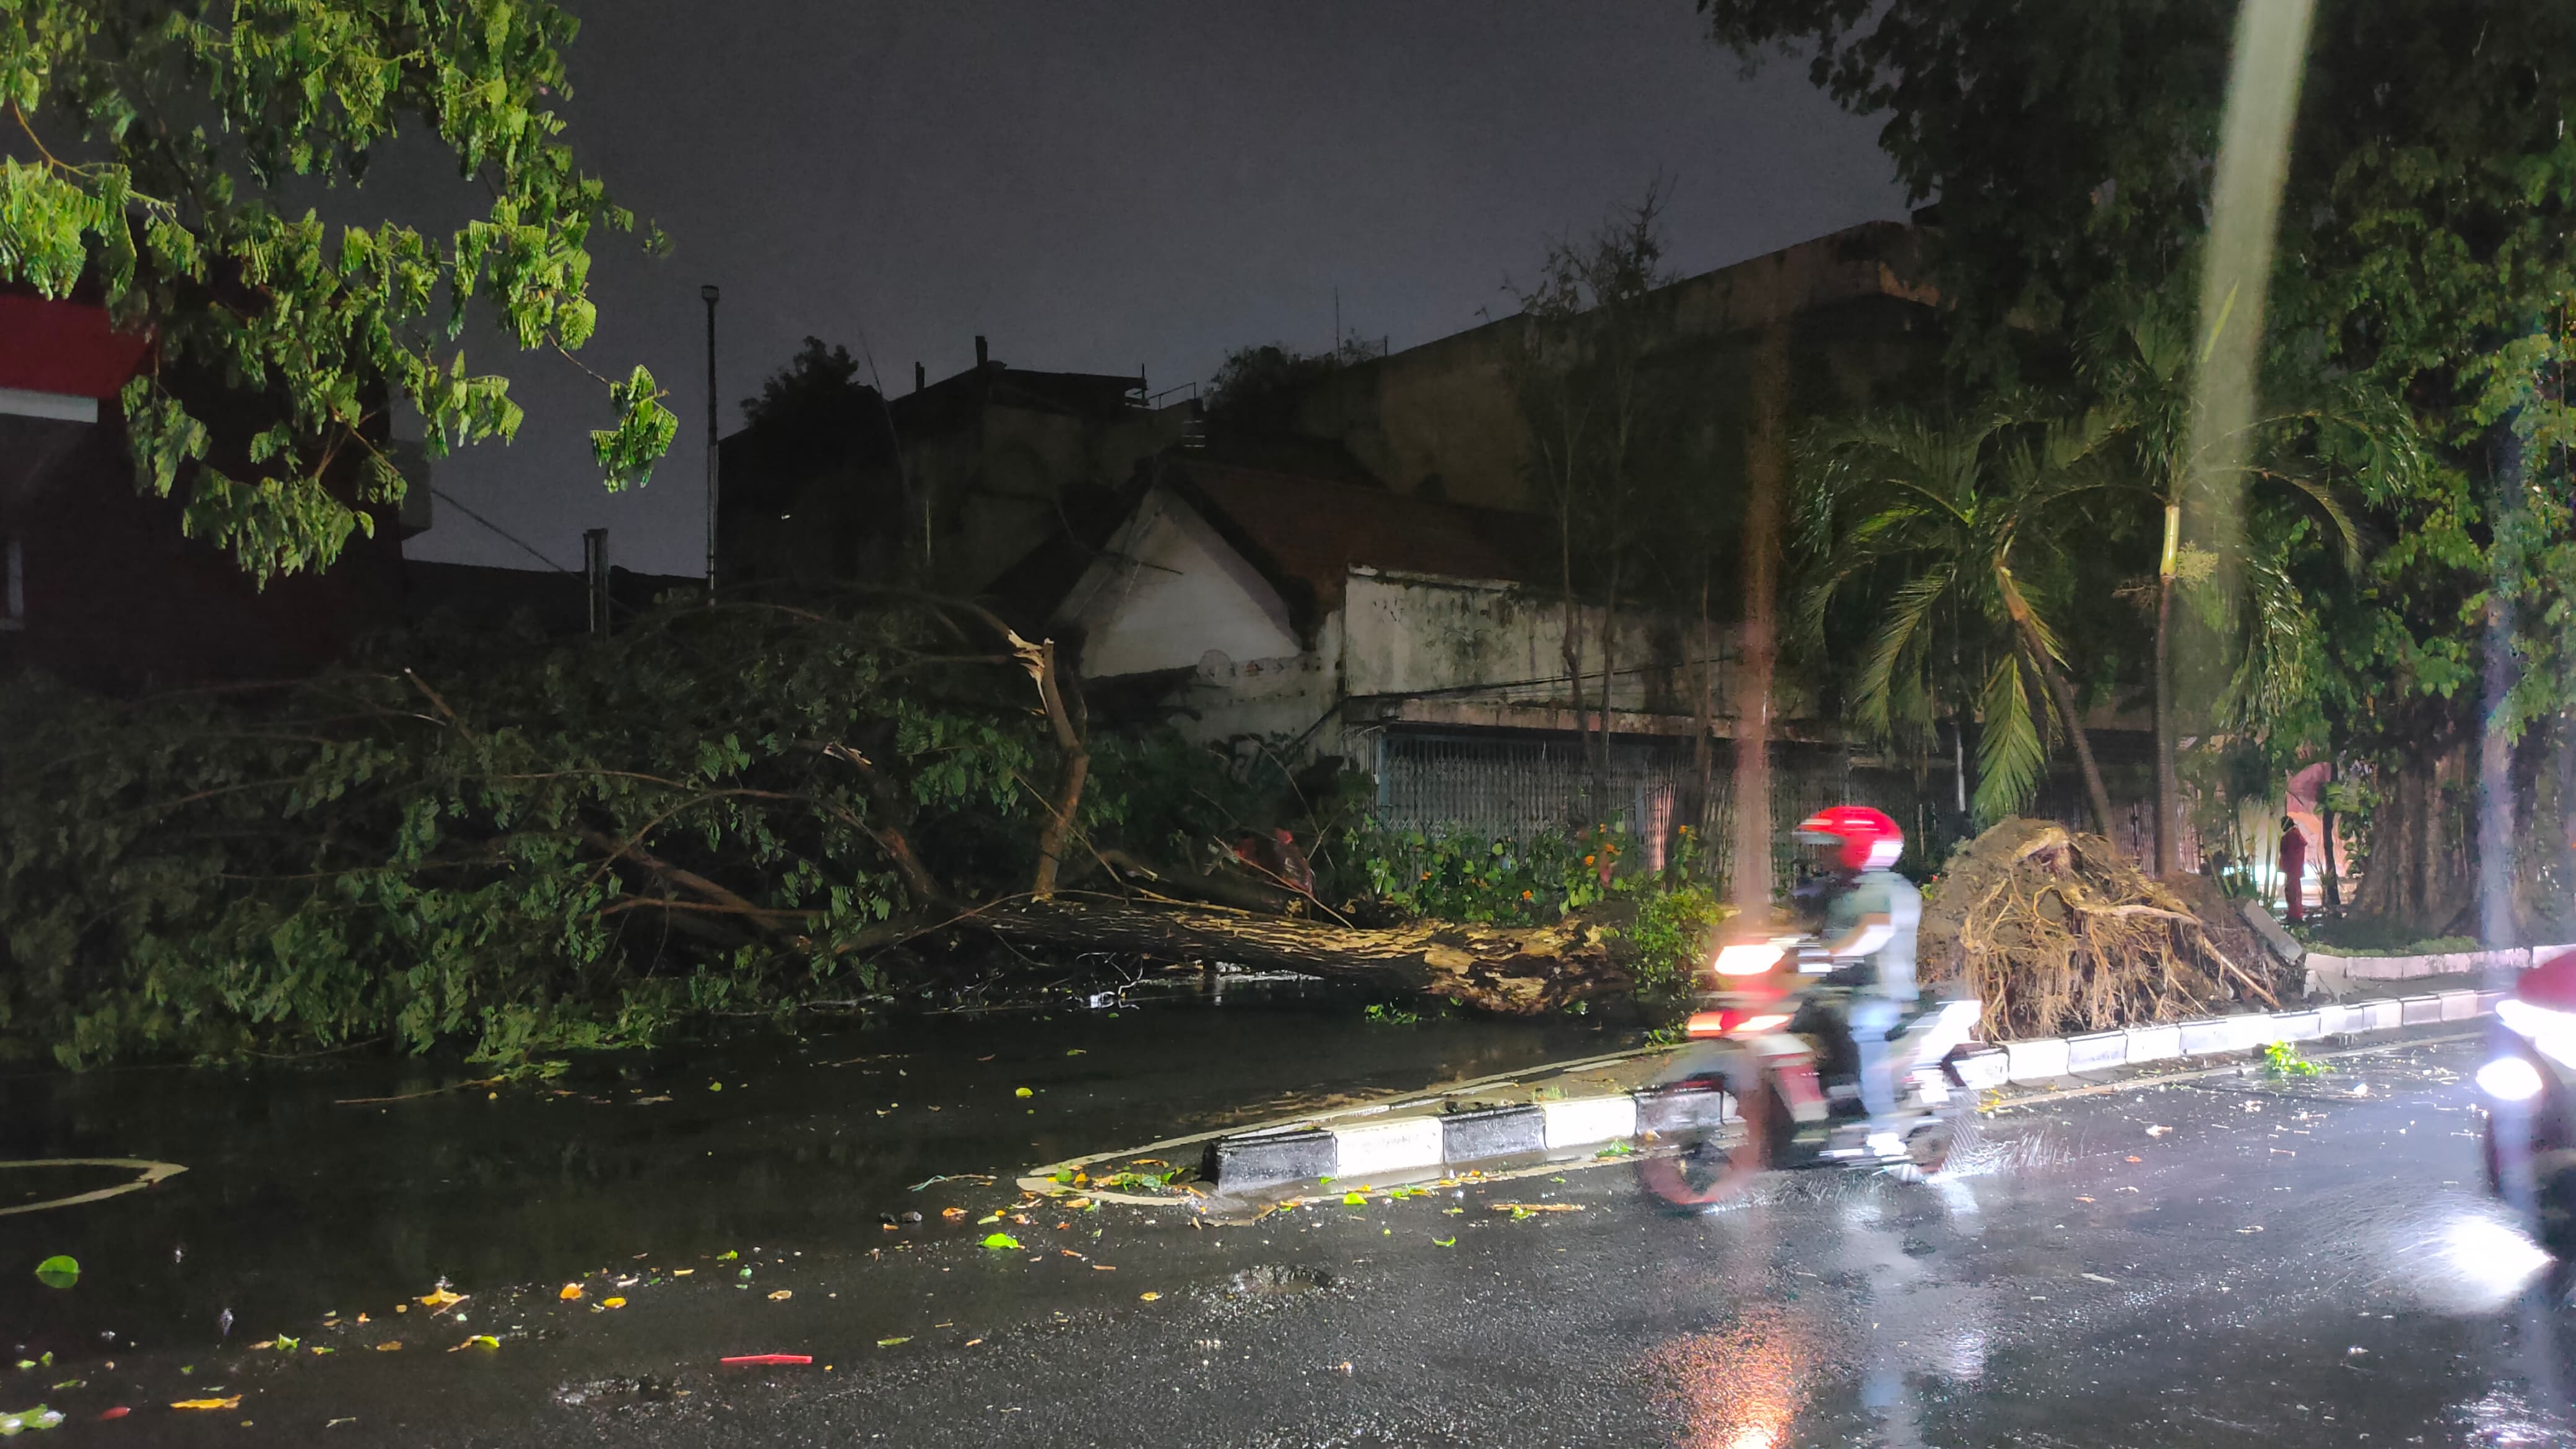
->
<box><xmin>1204</xmin><ymin>1094</ymin><xmax>1645</xmax><ymax>1193</ymax></box>
<box><xmin>1196</xmin><ymin>990</ymin><xmax>2517</xmax><ymax>1194</ymax></box>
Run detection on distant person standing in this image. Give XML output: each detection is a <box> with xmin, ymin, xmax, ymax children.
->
<box><xmin>2278</xmin><ymin>816</ymin><xmax>2308</xmax><ymax>922</ymax></box>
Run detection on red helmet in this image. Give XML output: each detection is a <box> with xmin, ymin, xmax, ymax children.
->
<box><xmin>1793</xmin><ymin>805</ymin><xmax>1905</xmax><ymax>871</ymax></box>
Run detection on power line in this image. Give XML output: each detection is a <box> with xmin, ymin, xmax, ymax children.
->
<box><xmin>427</xmin><ymin>484</ymin><xmax>573</xmax><ymax>573</ymax></box>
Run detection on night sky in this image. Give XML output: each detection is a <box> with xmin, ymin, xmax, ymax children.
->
<box><xmin>409</xmin><ymin>1</ymin><xmax>1907</xmax><ymax>578</ymax></box>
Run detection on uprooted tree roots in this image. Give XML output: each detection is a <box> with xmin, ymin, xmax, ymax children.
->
<box><xmin>1919</xmin><ymin>820</ymin><xmax>2283</xmax><ymax>1042</ymax></box>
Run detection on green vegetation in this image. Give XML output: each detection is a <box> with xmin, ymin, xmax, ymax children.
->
<box><xmin>2262</xmin><ymin>1040</ymin><xmax>2325</xmax><ymax>1079</ymax></box>
<box><xmin>0</xmin><ymin>594</ymin><xmax>1304</xmax><ymax>1067</ymax></box>
<box><xmin>1707</xmin><ymin>0</ymin><xmax>2576</xmax><ymax>941</ymax></box>
<box><xmin>1</xmin><ymin>0</ymin><xmax>674</xmax><ymax>579</ymax></box>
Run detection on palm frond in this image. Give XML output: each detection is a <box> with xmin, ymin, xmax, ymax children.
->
<box><xmin>2255</xmin><ymin>467</ymin><xmax>2363</xmax><ymax>572</ymax></box>
<box><xmin>1852</xmin><ymin>567</ymin><xmax>1953</xmax><ymax>742</ymax></box>
<box><xmin>1973</xmin><ymin>652</ymin><xmax>2048</xmax><ymax>827</ymax></box>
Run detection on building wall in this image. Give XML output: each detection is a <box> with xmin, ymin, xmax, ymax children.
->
<box><xmin>1339</xmin><ymin>569</ymin><xmax>1719</xmax><ymax>716</ymax></box>
<box><xmin>0</xmin><ymin>411</ymin><xmax>404</xmax><ymax>691</ymax></box>
<box><xmin>1286</xmin><ymin>222</ymin><xmax>1935</xmax><ymax>512</ymax></box>
<box><xmin>916</xmin><ymin>402</ymin><xmax>1190</xmax><ymax>595</ymax></box>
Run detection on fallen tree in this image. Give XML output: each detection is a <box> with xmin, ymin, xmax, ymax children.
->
<box><xmin>1</xmin><ymin>591</ymin><xmax>1668</xmax><ymax>1067</ymax></box>
<box><xmin>1920</xmin><ymin>819</ymin><xmax>2286</xmax><ymax>1041</ymax></box>
<box><xmin>979</xmin><ymin>895</ymin><xmax>1637</xmax><ymax>1014</ymax></box>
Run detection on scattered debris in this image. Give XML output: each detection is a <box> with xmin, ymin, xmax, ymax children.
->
<box><xmin>716</xmin><ymin>1355</ymin><xmax>811</xmax><ymax>1367</ymax></box>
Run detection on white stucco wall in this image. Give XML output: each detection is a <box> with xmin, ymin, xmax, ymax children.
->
<box><xmin>1059</xmin><ymin>497</ymin><xmax>1300</xmax><ymax>679</ymax></box>
<box><xmin>1167</xmin><ymin>612</ymin><xmax>1346</xmax><ymax>749</ymax></box>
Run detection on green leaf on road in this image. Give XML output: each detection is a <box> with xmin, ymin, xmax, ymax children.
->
<box><xmin>0</xmin><ymin>1405</ymin><xmax>65</xmax><ymax>1433</ymax></box>
<box><xmin>980</xmin><ymin>1233</ymin><xmax>1022</xmax><ymax>1251</ymax></box>
<box><xmin>1434</xmin><ymin>1238</ymin><xmax>1457</xmax><ymax>1247</ymax></box>
<box><xmin>1341</xmin><ymin>1191</ymin><xmax>1367</xmax><ymax>1206</ymax></box>
<box><xmin>32</xmin><ymin>1258</ymin><xmax>77</xmax><ymax>1291</ymax></box>
<box><xmin>876</xmin><ymin>1336</ymin><xmax>911</xmax><ymax>1347</ymax></box>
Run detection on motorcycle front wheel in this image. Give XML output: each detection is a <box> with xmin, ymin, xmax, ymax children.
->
<box><xmin>1639</xmin><ymin>1060</ymin><xmax>1779</xmax><ymax>1211</ymax></box>
<box><xmin>2481</xmin><ymin>1108</ymin><xmax>2576</xmax><ymax>1258</ymax></box>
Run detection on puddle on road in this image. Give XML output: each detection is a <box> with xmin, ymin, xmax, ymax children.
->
<box><xmin>0</xmin><ymin>980</ymin><xmax>1620</xmax><ymax>1363</ymax></box>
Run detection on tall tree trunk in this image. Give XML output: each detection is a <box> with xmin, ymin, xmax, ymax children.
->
<box><xmin>1997</xmin><ymin>565</ymin><xmax>2119</xmax><ymax>842</ymax></box>
<box><xmin>1559</xmin><ymin>518</ymin><xmax>1588</xmax><ymax>827</ymax></box>
<box><xmin>2153</xmin><ymin>503</ymin><xmax>2182</xmax><ymax>877</ymax></box>
<box><xmin>1732</xmin><ymin>321</ymin><xmax>1789</xmax><ymax>914</ymax></box>
<box><xmin>1586</xmin><ymin>559</ymin><xmax>1607</xmax><ymax>825</ymax></box>
<box><xmin>1690</xmin><ymin>574</ymin><xmax>1716</xmax><ymax>849</ymax></box>
<box><xmin>2478</xmin><ymin>424</ymin><xmax>2525</xmax><ymax>946</ymax></box>
<box><xmin>2559</xmin><ymin>714</ymin><xmax>2576</xmax><ymax>925</ymax></box>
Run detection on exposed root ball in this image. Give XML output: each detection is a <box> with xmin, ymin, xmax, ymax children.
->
<box><xmin>1919</xmin><ymin>820</ymin><xmax>2275</xmax><ymax>1042</ymax></box>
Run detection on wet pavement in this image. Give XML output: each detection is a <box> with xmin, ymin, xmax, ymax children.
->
<box><xmin>0</xmin><ymin>982</ymin><xmax>1612</xmax><ymax>1382</ymax></box>
<box><xmin>7</xmin><ymin>1024</ymin><xmax>2574</xmax><ymax>1445</ymax></box>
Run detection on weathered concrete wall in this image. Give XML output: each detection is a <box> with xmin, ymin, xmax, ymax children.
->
<box><xmin>1340</xmin><ymin>569</ymin><xmax>1711</xmax><ymax>716</ymax></box>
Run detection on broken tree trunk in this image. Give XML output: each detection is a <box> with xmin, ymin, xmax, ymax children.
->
<box><xmin>978</xmin><ymin>896</ymin><xmax>1638</xmax><ymax>1016</ymax></box>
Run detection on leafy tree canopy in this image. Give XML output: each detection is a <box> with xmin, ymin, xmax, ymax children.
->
<box><xmin>1204</xmin><ymin>339</ymin><xmax>1379</xmax><ymax>435</ymax></box>
<box><xmin>1701</xmin><ymin>0</ymin><xmax>2576</xmax><ymax>422</ymax></box>
<box><xmin>1</xmin><ymin>0</ymin><xmax>677</xmax><ymax>581</ymax></box>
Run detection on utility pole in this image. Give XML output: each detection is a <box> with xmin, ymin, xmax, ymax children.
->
<box><xmin>583</xmin><ymin>528</ymin><xmax>610</xmax><ymax>638</ymax></box>
<box><xmin>700</xmin><ymin>283</ymin><xmax>720</xmax><ymax>601</ymax></box>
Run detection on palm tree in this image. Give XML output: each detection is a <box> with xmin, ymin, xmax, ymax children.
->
<box><xmin>2081</xmin><ymin>299</ymin><xmax>2400</xmax><ymax>875</ymax></box>
<box><xmin>1793</xmin><ymin>404</ymin><xmax>2131</xmax><ymax>836</ymax></box>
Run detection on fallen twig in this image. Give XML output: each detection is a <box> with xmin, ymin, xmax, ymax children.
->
<box><xmin>334</xmin><ymin>1076</ymin><xmax>505</xmax><ymax>1106</ymax></box>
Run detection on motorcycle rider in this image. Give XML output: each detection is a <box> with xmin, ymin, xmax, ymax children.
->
<box><xmin>1792</xmin><ymin>806</ymin><xmax>1922</xmax><ymax>1134</ymax></box>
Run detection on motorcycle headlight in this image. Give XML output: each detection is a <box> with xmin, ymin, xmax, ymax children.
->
<box><xmin>2496</xmin><ymin>998</ymin><xmax>2576</xmax><ymax>1069</ymax></box>
<box><xmin>2476</xmin><ymin>1055</ymin><xmax>2545</xmax><ymax>1103</ymax></box>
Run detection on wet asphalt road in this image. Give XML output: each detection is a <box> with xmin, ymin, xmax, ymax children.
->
<box><xmin>17</xmin><ymin>1033</ymin><xmax>2576</xmax><ymax>1447</ymax></box>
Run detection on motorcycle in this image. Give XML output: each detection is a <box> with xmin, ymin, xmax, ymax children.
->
<box><xmin>1639</xmin><ymin>935</ymin><xmax>1987</xmax><ymax>1209</ymax></box>
<box><xmin>2474</xmin><ymin>948</ymin><xmax>2576</xmax><ymax>1257</ymax></box>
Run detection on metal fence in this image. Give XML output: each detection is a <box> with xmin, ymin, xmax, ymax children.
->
<box><xmin>1369</xmin><ymin>727</ymin><xmax>2154</xmax><ymax>889</ymax></box>
<box><xmin>1371</xmin><ymin>729</ymin><xmax>1872</xmax><ymax>884</ymax></box>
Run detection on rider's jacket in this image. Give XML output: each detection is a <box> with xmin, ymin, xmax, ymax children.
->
<box><xmin>1821</xmin><ymin>867</ymin><xmax>1922</xmax><ymax>1003</ymax></box>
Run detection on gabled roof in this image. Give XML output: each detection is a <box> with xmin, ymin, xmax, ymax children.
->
<box><xmin>1165</xmin><ymin>461</ymin><xmax>1536</xmax><ymax>628</ymax></box>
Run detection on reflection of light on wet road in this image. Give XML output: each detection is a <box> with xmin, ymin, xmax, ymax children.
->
<box><xmin>2384</xmin><ymin>1208</ymin><xmax>2554</xmax><ymax>1314</ymax></box>
<box><xmin>1938</xmin><ymin>1326</ymin><xmax>1987</xmax><ymax>1383</ymax></box>
<box><xmin>1643</xmin><ymin>1305</ymin><xmax>1809</xmax><ymax>1449</ymax></box>
<box><xmin>2464</xmin><ymin>1386</ymin><xmax>2566</xmax><ymax>1447</ymax></box>
<box><xmin>1934</xmin><ymin>1174</ymin><xmax>1983</xmax><ymax>1236</ymax></box>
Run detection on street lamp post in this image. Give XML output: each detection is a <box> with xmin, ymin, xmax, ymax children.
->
<box><xmin>701</xmin><ymin>283</ymin><xmax>720</xmax><ymax>600</ymax></box>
